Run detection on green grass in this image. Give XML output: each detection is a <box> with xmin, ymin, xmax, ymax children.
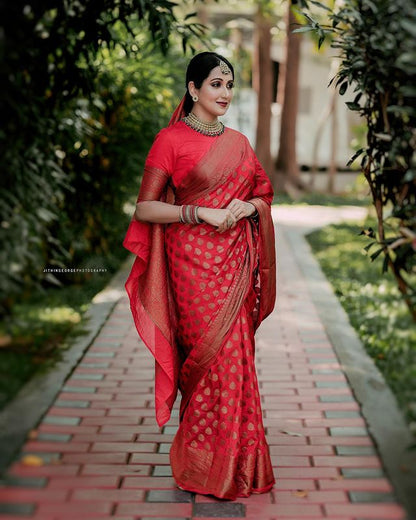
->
<box><xmin>275</xmin><ymin>192</ymin><xmax>370</xmax><ymax>207</ymax></box>
<box><xmin>307</xmin><ymin>220</ymin><xmax>416</xmax><ymax>428</ymax></box>
<box><xmin>0</xmin><ymin>267</ymin><xmax>119</xmax><ymax>411</ymax></box>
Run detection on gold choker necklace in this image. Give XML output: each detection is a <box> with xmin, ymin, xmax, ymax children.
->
<box><xmin>182</xmin><ymin>112</ymin><xmax>225</xmax><ymax>137</ymax></box>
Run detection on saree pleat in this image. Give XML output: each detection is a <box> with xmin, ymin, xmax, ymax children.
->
<box><xmin>124</xmin><ymin>126</ymin><xmax>276</xmax><ymax>500</ymax></box>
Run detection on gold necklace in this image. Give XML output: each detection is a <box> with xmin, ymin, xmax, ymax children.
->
<box><xmin>182</xmin><ymin>112</ymin><xmax>225</xmax><ymax>137</ymax></box>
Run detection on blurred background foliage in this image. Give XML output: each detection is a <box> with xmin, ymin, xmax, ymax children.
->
<box><xmin>0</xmin><ymin>0</ymin><xmax>198</xmax><ymax>405</ymax></box>
<box><xmin>298</xmin><ymin>0</ymin><xmax>416</xmax><ymax>320</ymax></box>
<box><xmin>0</xmin><ymin>2</ymin><xmax>196</xmax><ymax>316</ymax></box>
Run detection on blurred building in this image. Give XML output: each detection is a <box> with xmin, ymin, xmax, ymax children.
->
<box><xmin>197</xmin><ymin>2</ymin><xmax>362</xmax><ymax>174</ymax></box>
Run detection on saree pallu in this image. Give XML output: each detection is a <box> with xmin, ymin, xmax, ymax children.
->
<box><xmin>123</xmin><ymin>127</ymin><xmax>276</xmax><ymax>500</ymax></box>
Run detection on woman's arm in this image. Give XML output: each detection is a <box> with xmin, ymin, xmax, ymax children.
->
<box><xmin>135</xmin><ymin>201</ymin><xmax>181</xmax><ymax>224</ymax></box>
<box><xmin>135</xmin><ymin>200</ymin><xmax>238</xmax><ymax>233</ymax></box>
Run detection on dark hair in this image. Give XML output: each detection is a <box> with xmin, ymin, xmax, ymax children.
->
<box><xmin>183</xmin><ymin>52</ymin><xmax>234</xmax><ymax>115</ymax></box>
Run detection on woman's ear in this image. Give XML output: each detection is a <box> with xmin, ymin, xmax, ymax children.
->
<box><xmin>188</xmin><ymin>81</ymin><xmax>197</xmax><ymax>98</ymax></box>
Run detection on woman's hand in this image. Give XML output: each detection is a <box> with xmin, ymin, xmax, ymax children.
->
<box><xmin>197</xmin><ymin>207</ymin><xmax>237</xmax><ymax>233</ymax></box>
<box><xmin>227</xmin><ymin>199</ymin><xmax>256</xmax><ymax>221</ymax></box>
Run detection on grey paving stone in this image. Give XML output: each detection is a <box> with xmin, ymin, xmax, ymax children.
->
<box><xmin>79</xmin><ymin>362</ymin><xmax>109</xmax><ymax>368</ymax></box>
<box><xmin>320</xmin><ymin>395</ymin><xmax>354</xmax><ymax>402</ymax></box>
<box><xmin>193</xmin><ymin>502</ymin><xmax>245</xmax><ymax>518</ymax></box>
<box><xmin>336</xmin><ymin>445</ymin><xmax>377</xmax><ymax>456</ymax></box>
<box><xmin>55</xmin><ymin>399</ymin><xmax>90</xmax><ymax>408</ymax></box>
<box><xmin>146</xmin><ymin>489</ymin><xmax>193</xmax><ymax>502</ymax></box>
<box><xmin>0</xmin><ymin>475</ymin><xmax>47</xmax><ymax>488</ymax></box>
<box><xmin>349</xmin><ymin>491</ymin><xmax>396</xmax><ymax>503</ymax></box>
<box><xmin>330</xmin><ymin>426</ymin><xmax>368</xmax><ymax>436</ymax></box>
<box><xmin>0</xmin><ymin>503</ymin><xmax>35</xmax><ymax>515</ymax></box>
<box><xmin>72</xmin><ymin>373</ymin><xmax>104</xmax><ymax>381</ymax></box>
<box><xmin>305</xmin><ymin>348</ymin><xmax>333</xmax><ymax>353</ymax></box>
<box><xmin>315</xmin><ymin>381</ymin><xmax>348</xmax><ymax>388</ymax></box>
<box><xmin>62</xmin><ymin>385</ymin><xmax>97</xmax><ymax>393</ymax></box>
<box><xmin>42</xmin><ymin>416</ymin><xmax>81</xmax><ymax>426</ymax></box>
<box><xmin>342</xmin><ymin>468</ymin><xmax>385</xmax><ymax>478</ymax></box>
<box><xmin>158</xmin><ymin>443</ymin><xmax>171</xmax><ymax>454</ymax></box>
<box><xmin>325</xmin><ymin>411</ymin><xmax>362</xmax><ymax>419</ymax></box>
<box><xmin>152</xmin><ymin>465</ymin><xmax>173</xmax><ymax>477</ymax></box>
<box><xmin>37</xmin><ymin>432</ymin><xmax>72</xmax><ymax>442</ymax></box>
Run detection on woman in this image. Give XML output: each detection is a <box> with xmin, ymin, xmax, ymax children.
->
<box><xmin>123</xmin><ymin>52</ymin><xmax>276</xmax><ymax>500</ymax></box>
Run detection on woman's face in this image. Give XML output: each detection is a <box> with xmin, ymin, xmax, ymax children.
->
<box><xmin>189</xmin><ymin>66</ymin><xmax>234</xmax><ymax>122</ymax></box>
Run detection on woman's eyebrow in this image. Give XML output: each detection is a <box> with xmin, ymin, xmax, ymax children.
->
<box><xmin>210</xmin><ymin>77</ymin><xmax>234</xmax><ymax>82</ymax></box>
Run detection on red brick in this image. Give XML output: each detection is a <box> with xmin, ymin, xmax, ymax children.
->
<box><xmin>267</xmin><ymin>427</ymin><xmax>328</xmax><ymax>436</ymax></box>
<box><xmin>271</xmin><ymin>455</ymin><xmax>311</xmax><ymax>467</ymax></box>
<box><xmin>71</xmin><ymin>488</ymin><xmax>145</xmax><ymax>501</ymax></box>
<box><xmin>245</xmin><ymin>503</ymin><xmax>322</xmax><ymax>517</ymax></box>
<box><xmin>266</xmin><ymin>435</ymin><xmax>308</xmax><ymax>445</ymax></box>
<box><xmin>138</xmin><ymin>433</ymin><xmax>175</xmax><ymax>443</ymax></box>
<box><xmin>310</xmin><ymin>436</ymin><xmax>372</xmax><ymax>446</ymax></box>
<box><xmin>301</xmin><ymin>402</ymin><xmax>359</xmax><ymax>410</ymax></box>
<box><xmin>270</xmin><ymin>445</ymin><xmax>333</xmax><ymax>456</ymax></box>
<box><xmin>297</xmin><ymin>387</ymin><xmax>352</xmax><ymax>396</ymax></box>
<box><xmin>265</xmin><ymin>410</ymin><xmax>323</xmax><ymax>419</ymax></box>
<box><xmin>23</xmin><ymin>441</ymin><xmax>90</xmax><ymax>453</ymax></box>
<box><xmin>58</xmin><ymin>392</ymin><xmax>114</xmax><ymax>401</ymax></box>
<box><xmin>273</xmin><ymin>490</ymin><xmax>347</xmax><ymax>503</ymax></box>
<box><xmin>305</xmin><ymin>418</ymin><xmax>366</xmax><ymax>427</ymax></box>
<box><xmin>313</xmin><ymin>456</ymin><xmax>381</xmax><ymax>468</ymax></box>
<box><xmin>72</xmin><ymin>433</ymin><xmax>135</xmax><ymax>442</ymax></box>
<box><xmin>91</xmin><ymin>442</ymin><xmax>156</xmax><ymax>453</ymax></box>
<box><xmin>81</xmin><ymin>464</ymin><xmax>151</xmax><ymax>476</ymax></box>
<box><xmin>37</xmin><ymin>501</ymin><xmax>113</xmax><ymax>515</ymax></box>
<box><xmin>122</xmin><ymin>476</ymin><xmax>176</xmax><ymax>489</ymax></box>
<box><xmin>47</xmin><ymin>476</ymin><xmax>120</xmax><ymax>488</ymax></box>
<box><xmin>275</xmin><ymin>467</ymin><xmax>339</xmax><ymax>478</ymax></box>
<box><xmin>100</xmin><ymin>425</ymin><xmax>160</xmax><ymax>434</ymax></box>
<box><xmin>318</xmin><ymin>478</ymin><xmax>393</xmax><ymax>491</ymax></box>
<box><xmin>48</xmin><ymin>407</ymin><xmax>105</xmax><ymax>417</ymax></box>
<box><xmin>38</xmin><ymin>424</ymin><xmax>98</xmax><ymax>435</ymax></box>
<box><xmin>62</xmin><ymin>452</ymin><xmax>128</xmax><ymax>464</ymax></box>
<box><xmin>82</xmin><ymin>417</ymin><xmax>143</xmax><ymax>426</ymax></box>
<box><xmin>9</xmin><ymin>463</ymin><xmax>80</xmax><ymax>477</ymax></box>
<box><xmin>129</xmin><ymin>453</ymin><xmax>170</xmax><ymax>464</ymax></box>
<box><xmin>264</xmin><ymin>395</ymin><xmax>319</xmax><ymax>404</ymax></box>
<box><xmin>0</xmin><ymin>488</ymin><xmax>69</xmax><ymax>502</ymax></box>
<box><xmin>103</xmin><ymin>407</ymin><xmax>155</xmax><ymax>416</ymax></box>
<box><xmin>324</xmin><ymin>503</ymin><xmax>405</xmax><ymax>519</ymax></box>
<box><xmin>274</xmin><ymin>479</ymin><xmax>316</xmax><ymax>490</ymax></box>
<box><xmin>65</xmin><ymin>379</ymin><xmax>118</xmax><ymax>388</ymax></box>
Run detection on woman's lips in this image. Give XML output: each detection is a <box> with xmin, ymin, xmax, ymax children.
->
<box><xmin>217</xmin><ymin>102</ymin><xmax>228</xmax><ymax>107</ymax></box>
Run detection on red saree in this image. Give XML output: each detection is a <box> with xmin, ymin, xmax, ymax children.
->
<box><xmin>123</xmin><ymin>121</ymin><xmax>276</xmax><ymax>500</ymax></box>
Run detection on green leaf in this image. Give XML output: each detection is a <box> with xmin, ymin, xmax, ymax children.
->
<box><xmin>292</xmin><ymin>26</ymin><xmax>315</xmax><ymax>33</ymax></box>
<box><xmin>339</xmin><ymin>81</ymin><xmax>348</xmax><ymax>95</ymax></box>
<box><xmin>345</xmin><ymin>102</ymin><xmax>361</xmax><ymax>111</ymax></box>
<box><xmin>347</xmin><ymin>148</ymin><xmax>365</xmax><ymax>167</ymax></box>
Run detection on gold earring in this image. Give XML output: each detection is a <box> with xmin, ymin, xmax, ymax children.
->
<box><xmin>192</xmin><ymin>95</ymin><xmax>198</xmax><ymax>102</ymax></box>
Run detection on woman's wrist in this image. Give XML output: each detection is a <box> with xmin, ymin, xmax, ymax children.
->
<box><xmin>179</xmin><ymin>204</ymin><xmax>203</xmax><ymax>224</ymax></box>
<box><xmin>248</xmin><ymin>202</ymin><xmax>258</xmax><ymax>218</ymax></box>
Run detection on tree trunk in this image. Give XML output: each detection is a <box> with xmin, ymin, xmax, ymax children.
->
<box><xmin>275</xmin><ymin>2</ymin><xmax>302</xmax><ymax>192</ymax></box>
<box><xmin>327</xmin><ymin>90</ymin><xmax>338</xmax><ymax>193</ymax></box>
<box><xmin>254</xmin><ymin>7</ymin><xmax>273</xmax><ymax>179</ymax></box>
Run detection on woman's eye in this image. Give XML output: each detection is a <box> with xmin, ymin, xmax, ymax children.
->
<box><xmin>227</xmin><ymin>83</ymin><xmax>234</xmax><ymax>89</ymax></box>
<box><xmin>211</xmin><ymin>82</ymin><xmax>221</xmax><ymax>87</ymax></box>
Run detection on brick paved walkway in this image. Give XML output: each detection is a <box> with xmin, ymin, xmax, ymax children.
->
<box><xmin>0</xmin><ymin>208</ymin><xmax>409</xmax><ymax>519</ymax></box>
